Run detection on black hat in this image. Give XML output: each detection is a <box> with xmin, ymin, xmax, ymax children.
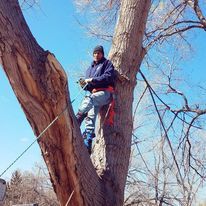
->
<box><xmin>93</xmin><ymin>45</ymin><xmax>104</xmax><ymax>56</ymax></box>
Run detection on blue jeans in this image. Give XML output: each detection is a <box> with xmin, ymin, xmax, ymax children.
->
<box><xmin>78</xmin><ymin>91</ymin><xmax>112</xmax><ymax>133</ymax></box>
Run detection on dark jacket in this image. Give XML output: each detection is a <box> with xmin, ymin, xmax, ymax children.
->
<box><xmin>85</xmin><ymin>57</ymin><xmax>115</xmax><ymax>92</ymax></box>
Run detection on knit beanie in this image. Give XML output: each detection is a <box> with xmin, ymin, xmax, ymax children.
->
<box><xmin>93</xmin><ymin>45</ymin><xmax>104</xmax><ymax>56</ymax></box>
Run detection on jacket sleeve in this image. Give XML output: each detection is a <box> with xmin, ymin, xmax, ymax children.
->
<box><xmin>83</xmin><ymin>67</ymin><xmax>92</xmax><ymax>91</ymax></box>
<box><xmin>91</xmin><ymin>60</ymin><xmax>115</xmax><ymax>86</ymax></box>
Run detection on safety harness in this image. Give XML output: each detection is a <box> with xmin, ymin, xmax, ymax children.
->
<box><xmin>92</xmin><ymin>86</ymin><xmax>115</xmax><ymax>126</ymax></box>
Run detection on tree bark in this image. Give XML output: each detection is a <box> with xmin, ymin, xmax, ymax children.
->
<box><xmin>0</xmin><ymin>1</ymin><xmax>102</xmax><ymax>205</ymax></box>
<box><xmin>93</xmin><ymin>0</ymin><xmax>150</xmax><ymax>205</ymax></box>
<box><xmin>0</xmin><ymin>0</ymin><xmax>150</xmax><ymax>205</ymax></box>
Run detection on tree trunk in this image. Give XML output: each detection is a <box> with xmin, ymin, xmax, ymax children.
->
<box><xmin>0</xmin><ymin>0</ymin><xmax>150</xmax><ymax>205</ymax></box>
<box><xmin>92</xmin><ymin>0</ymin><xmax>150</xmax><ymax>205</ymax></box>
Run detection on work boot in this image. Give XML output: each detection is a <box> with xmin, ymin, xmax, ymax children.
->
<box><xmin>82</xmin><ymin>130</ymin><xmax>95</xmax><ymax>155</ymax></box>
<box><xmin>76</xmin><ymin>112</ymin><xmax>87</xmax><ymax>126</ymax></box>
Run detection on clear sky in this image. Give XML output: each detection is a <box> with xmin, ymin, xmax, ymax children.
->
<box><xmin>0</xmin><ymin>0</ymin><xmax>205</xmax><ymax>187</ymax></box>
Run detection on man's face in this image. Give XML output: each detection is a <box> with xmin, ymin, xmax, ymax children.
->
<box><xmin>93</xmin><ymin>51</ymin><xmax>103</xmax><ymax>63</ymax></box>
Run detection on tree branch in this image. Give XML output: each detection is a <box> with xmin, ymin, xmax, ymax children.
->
<box><xmin>187</xmin><ymin>0</ymin><xmax>206</xmax><ymax>29</ymax></box>
<box><xmin>0</xmin><ymin>1</ymin><xmax>103</xmax><ymax>205</ymax></box>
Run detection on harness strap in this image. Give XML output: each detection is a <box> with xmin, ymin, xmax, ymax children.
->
<box><xmin>92</xmin><ymin>86</ymin><xmax>115</xmax><ymax>126</ymax></box>
<box><xmin>92</xmin><ymin>86</ymin><xmax>114</xmax><ymax>94</ymax></box>
<box><xmin>105</xmin><ymin>97</ymin><xmax>115</xmax><ymax>126</ymax></box>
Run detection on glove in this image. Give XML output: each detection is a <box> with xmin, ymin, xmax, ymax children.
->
<box><xmin>77</xmin><ymin>78</ymin><xmax>87</xmax><ymax>88</ymax></box>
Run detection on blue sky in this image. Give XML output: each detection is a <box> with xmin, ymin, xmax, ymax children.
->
<box><xmin>0</xmin><ymin>0</ymin><xmax>205</xmax><ymax>185</ymax></box>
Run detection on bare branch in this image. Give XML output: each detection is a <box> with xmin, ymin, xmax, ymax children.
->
<box><xmin>187</xmin><ymin>0</ymin><xmax>206</xmax><ymax>29</ymax></box>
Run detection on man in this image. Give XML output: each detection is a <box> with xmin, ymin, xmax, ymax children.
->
<box><xmin>76</xmin><ymin>45</ymin><xmax>115</xmax><ymax>154</ymax></box>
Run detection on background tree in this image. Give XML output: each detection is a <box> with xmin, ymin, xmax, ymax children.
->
<box><xmin>6</xmin><ymin>170</ymin><xmax>23</xmax><ymax>205</ymax></box>
<box><xmin>4</xmin><ymin>166</ymin><xmax>58</xmax><ymax>206</ymax></box>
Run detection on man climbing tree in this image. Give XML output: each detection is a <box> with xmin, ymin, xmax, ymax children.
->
<box><xmin>76</xmin><ymin>45</ymin><xmax>115</xmax><ymax>154</ymax></box>
<box><xmin>0</xmin><ymin>0</ymin><xmax>150</xmax><ymax>205</ymax></box>
<box><xmin>1</xmin><ymin>0</ymin><xmax>205</xmax><ymax>205</ymax></box>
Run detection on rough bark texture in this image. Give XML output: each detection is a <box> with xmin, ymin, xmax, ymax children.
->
<box><xmin>0</xmin><ymin>1</ymin><xmax>102</xmax><ymax>205</ymax></box>
<box><xmin>0</xmin><ymin>0</ymin><xmax>150</xmax><ymax>205</ymax></box>
<box><xmin>93</xmin><ymin>0</ymin><xmax>150</xmax><ymax>205</ymax></box>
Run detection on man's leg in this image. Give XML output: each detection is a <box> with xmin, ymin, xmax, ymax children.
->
<box><xmin>83</xmin><ymin>91</ymin><xmax>112</xmax><ymax>154</ymax></box>
<box><xmin>76</xmin><ymin>95</ymin><xmax>93</xmax><ymax>126</ymax></box>
<box><xmin>76</xmin><ymin>91</ymin><xmax>111</xmax><ymax>126</ymax></box>
<box><xmin>82</xmin><ymin>106</ymin><xmax>99</xmax><ymax>154</ymax></box>
<box><xmin>84</xmin><ymin>91</ymin><xmax>111</xmax><ymax>132</ymax></box>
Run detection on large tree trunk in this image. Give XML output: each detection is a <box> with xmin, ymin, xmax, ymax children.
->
<box><xmin>0</xmin><ymin>0</ymin><xmax>150</xmax><ymax>205</ymax></box>
<box><xmin>93</xmin><ymin>0</ymin><xmax>150</xmax><ymax>205</ymax></box>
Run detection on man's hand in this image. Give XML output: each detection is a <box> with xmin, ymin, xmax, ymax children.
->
<box><xmin>77</xmin><ymin>78</ymin><xmax>92</xmax><ymax>88</ymax></box>
<box><xmin>78</xmin><ymin>78</ymin><xmax>86</xmax><ymax>88</ymax></box>
<box><xmin>85</xmin><ymin>78</ymin><xmax>93</xmax><ymax>83</ymax></box>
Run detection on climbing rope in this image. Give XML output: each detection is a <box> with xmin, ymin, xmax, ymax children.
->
<box><xmin>0</xmin><ymin>83</ymin><xmax>88</xmax><ymax>178</ymax></box>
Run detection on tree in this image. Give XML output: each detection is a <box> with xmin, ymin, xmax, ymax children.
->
<box><xmin>4</xmin><ymin>168</ymin><xmax>58</xmax><ymax>205</ymax></box>
<box><xmin>78</xmin><ymin>1</ymin><xmax>206</xmax><ymax>205</ymax></box>
<box><xmin>0</xmin><ymin>0</ymin><xmax>205</xmax><ymax>205</ymax></box>
<box><xmin>6</xmin><ymin>170</ymin><xmax>23</xmax><ymax>205</ymax></box>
